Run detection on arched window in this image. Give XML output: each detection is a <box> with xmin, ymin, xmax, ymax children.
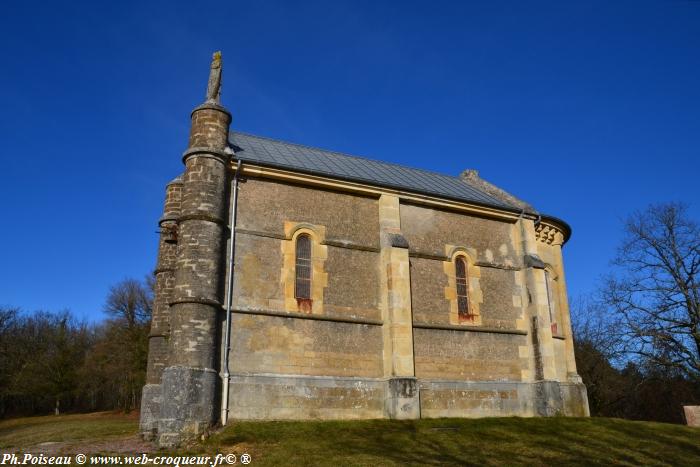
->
<box><xmin>455</xmin><ymin>256</ymin><xmax>470</xmax><ymax>318</ymax></box>
<box><xmin>295</xmin><ymin>234</ymin><xmax>312</xmax><ymax>300</ymax></box>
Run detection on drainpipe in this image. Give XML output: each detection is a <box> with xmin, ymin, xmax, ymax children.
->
<box><xmin>221</xmin><ymin>159</ymin><xmax>242</xmax><ymax>426</ymax></box>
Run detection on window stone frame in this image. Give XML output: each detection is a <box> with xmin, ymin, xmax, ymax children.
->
<box><xmin>443</xmin><ymin>245</ymin><xmax>483</xmax><ymax>326</ymax></box>
<box><xmin>281</xmin><ymin>222</ymin><xmax>328</xmax><ymax>314</ymax></box>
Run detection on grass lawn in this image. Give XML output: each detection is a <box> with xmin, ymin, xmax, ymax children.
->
<box><xmin>1</xmin><ymin>413</ymin><xmax>699</xmax><ymax>466</ymax></box>
<box><xmin>0</xmin><ymin>412</ymin><xmax>147</xmax><ymax>455</ymax></box>
<box><xmin>205</xmin><ymin>417</ymin><xmax>700</xmax><ymax>466</ymax></box>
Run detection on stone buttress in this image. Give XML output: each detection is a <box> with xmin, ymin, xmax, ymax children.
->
<box><xmin>378</xmin><ymin>194</ymin><xmax>420</xmax><ymax>419</ymax></box>
<box><xmin>519</xmin><ymin>217</ymin><xmax>589</xmax><ymax>416</ymax></box>
<box><xmin>140</xmin><ymin>176</ymin><xmax>182</xmax><ymax>439</ymax></box>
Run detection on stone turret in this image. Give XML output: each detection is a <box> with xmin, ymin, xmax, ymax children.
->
<box><xmin>140</xmin><ymin>176</ymin><xmax>183</xmax><ymax>440</ymax></box>
<box><xmin>156</xmin><ymin>52</ymin><xmax>232</xmax><ymax>447</ymax></box>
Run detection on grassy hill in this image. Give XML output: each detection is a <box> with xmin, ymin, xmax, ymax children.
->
<box><xmin>1</xmin><ymin>412</ymin><xmax>698</xmax><ymax>466</ymax></box>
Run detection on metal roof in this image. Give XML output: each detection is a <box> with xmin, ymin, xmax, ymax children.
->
<box><xmin>229</xmin><ymin>131</ymin><xmax>531</xmax><ymax>213</ymax></box>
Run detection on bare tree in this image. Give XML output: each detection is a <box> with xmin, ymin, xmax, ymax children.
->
<box><xmin>104</xmin><ymin>278</ymin><xmax>152</xmax><ymax>328</ymax></box>
<box><xmin>571</xmin><ymin>296</ymin><xmax>624</xmax><ymax>363</ymax></box>
<box><xmin>571</xmin><ymin>297</ymin><xmax>628</xmax><ymax>416</ymax></box>
<box><xmin>603</xmin><ymin>203</ymin><xmax>700</xmax><ymax>379</ymax></box>
<box><xmin>101</xmin><ymin>277</ymin><xmax>153</xmax><ymax>411</ymax></box>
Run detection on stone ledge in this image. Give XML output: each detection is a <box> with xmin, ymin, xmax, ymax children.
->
<box><xmin>153</xmin><ymin>266</ymin><xmax>175</xmax><ymax>275</ymax></box>
<box><xmin>413</xmin><ymin>321</ymin><xmax>527</xmax><ymax>336</ymax></box>
<box><xmin>182</xmin><ymin>146</ymin><xmax>230</xmax><ymax>164</ymax></box>
<box><xmin>524</xmin><ymin>253</ymin><xmax>546</xmax><ymax>269</ymax></box>
<box><xmin>147</xmin><ymin>332</ymin><xmax>168</xmax><ymax>338</ymax></box>
<box><xmin>408</xmin><ymin>251</ymin><xmax>448</xmax><ymax>261</ymax></box>
<box><xmin>231</xmin><ymin>308</ymin><xmax>383</xmax><ymax>326</ymax></box>
<box><xmin>409</xmin><ymin>250</ymin><xmax>522</xmax><ymax>271</ymax></box>
<box><xmin>163</xmin><ymin>364</ymin><xmax>218</xmax><ymax>374</ymax></box>
<box><xmin>418</xmin><ymin>378</ymin><xmax>528</xmax><ymax>388</ymax></box>
<box><xmin>229</xmin><ymin>372</ymin><xmax>387</xmax><ymax>382</ymax></box>
<box><xmin>235</xmin><ymin>228</ymin><xmax>286</xmax><ymax>240</ymax></box>
<box><xmin>158</xmin><ymin>216</ymin><xmax>179</xmax><ymax>226</ymax></box>
<box><xmin>235</xmin><ymin>228</ymin><xmax>380</xmax><ymax>252</ymax></box>
<box><xmin>191</xmin><ymin>102</ymin><xmax>232</xmax><ymax>118</ymax></box>
<box><xmin>324</xmin><ymin>239</ymin><xmax>381</xmax><ymax>252</ymax></box>
<box><xmin>178</xmin><ymin>213</ymin><xmax>227</xmax><ymax>225</ymax></box>
<box><xmin>170</xmin><ymin>297</ymin><xmax>222</xmax><ymax>308</ymax></box>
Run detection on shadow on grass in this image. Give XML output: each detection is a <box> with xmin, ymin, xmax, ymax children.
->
<box><xmin>207</xmin><ymin>417</ymin><xmax>700</xmax><ymax>466</ymax></box>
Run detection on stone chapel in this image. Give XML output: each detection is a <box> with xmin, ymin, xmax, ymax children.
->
<box><xmin>140</xmin><ymin>52</ymin><xmax>589</xmax><ymax>447</ymax></box>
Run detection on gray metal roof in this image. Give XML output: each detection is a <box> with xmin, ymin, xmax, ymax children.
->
<box><xmin>229</xmin><ymin>131</ymin><xmax>531</xmax><ymax>213</ymax></box>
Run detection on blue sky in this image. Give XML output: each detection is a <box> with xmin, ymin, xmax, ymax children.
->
<box><xmin>1</xmin><ymin>1</ymin><xmax>698</xmax><ymax>322</ymax></box>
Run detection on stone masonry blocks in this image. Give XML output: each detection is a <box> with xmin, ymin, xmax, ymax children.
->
<box><xmin>229</xmin><ymin>314</ymin><xmax>383</xmax><ymax>378</ymax></box>
<box><xmin>386</xmin><ymin>377</ymin><xmax>420</xmax><ymax>419</ymax></box>
<box><xmin>139</xmin><ymin>384</ymin><xmax>162</xmax><ymax>440</ymax></box>
<box><xmin>180</xmin><ymin>157</ymin><xmax>228</xmax><ymax>219</ymax></box>
<box><xmin>228</xmin><ymin>374</ymin><xmax>386</xmax><ymax>420</ymax></box>
<box><xmin>168</xmin><ymin>302</ymin><xmax>220</xmax><ymax>369</ymax></box>
<box><xmin>141</xmin><ymin>178</ymin><xmax>183</xmax><ymax>438</ymax></box>
<box><xmin>172</xmin><ymin>220</ymin><xmax>226</xmax><ymax>303</ymax></box>
<box><xmin>157</xmin><ymin>102</ymin><xmax>231</xmax><ymax>447</ymax></box>
<box><xmin>158</xmin><ymin>366</ymin><xmax>218</xmax><ymax>447</ymax></box>
<box><xmin>188</xmin><ymin>105</ymin><xmax>231</xmax><ymax>149</ymax></box>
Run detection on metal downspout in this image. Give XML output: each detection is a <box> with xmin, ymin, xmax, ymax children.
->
<box><xmin>221</xmin><ymin>159</ymin><xmax>242</xmax><ymax>426</ymax></box>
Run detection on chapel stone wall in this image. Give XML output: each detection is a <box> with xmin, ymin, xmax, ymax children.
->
<box><xmin>227</xmin><ymin>177</ymin><xmax>384</xmax><ymax>376</ymax></box>
<box><xmin>400</xmin><ymin>202</ymin><xmax>529</xmax><ymax>383</ymax></box>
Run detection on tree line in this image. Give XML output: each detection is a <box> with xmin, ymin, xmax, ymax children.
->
<box><xmin>0</xmin><ymin>278</ymin><xmax>152</xmax><ymax>418</ymax></box>
<box><xmin>572</xmin><ymin>202</ymin><xmax>700</xmax><ymax>424</ymax></box>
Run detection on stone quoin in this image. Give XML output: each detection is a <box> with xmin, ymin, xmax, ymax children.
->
<box><xmin>140</xmin><ymin>52</ymin><xmax>589</xmax><ymax>447</ymax></box>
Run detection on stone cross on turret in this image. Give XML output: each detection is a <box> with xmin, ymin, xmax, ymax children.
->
<box><xmin>206</xmin><ymin>51</ymin><xmax>222</xmax><ymax>103</ymax></box>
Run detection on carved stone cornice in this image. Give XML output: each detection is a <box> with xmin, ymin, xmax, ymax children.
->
<box><xmin>535</xmin><ymin>223</ymin><xmax>565</xmax><ymax>246</ymax></box>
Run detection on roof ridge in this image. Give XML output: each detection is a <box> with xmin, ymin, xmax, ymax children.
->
<box><xmin>230</xmin><ymin>130</ymin><xmax>469</xmax><ymax>182</ymax></box>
